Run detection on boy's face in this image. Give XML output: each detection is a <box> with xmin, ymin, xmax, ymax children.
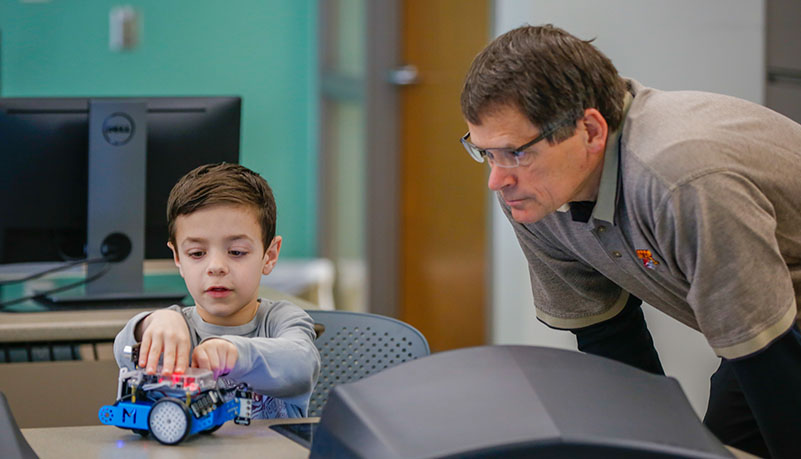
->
<box><xmin>168</xmin><ymin>204</ymin><xmax>281</xmax><ymax>326</ymax></box>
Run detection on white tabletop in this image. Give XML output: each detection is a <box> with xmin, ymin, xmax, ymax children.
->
<box><xmin>22</xmin><ymin>418</ymin><xmax>317</xmax><ymax>458</ymax></box>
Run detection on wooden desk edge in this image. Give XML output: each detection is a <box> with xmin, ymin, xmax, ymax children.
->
<box><xmin>1</xmin><ymin>286</ymin><xmax>319</xmax><ymax>343</ymax></box>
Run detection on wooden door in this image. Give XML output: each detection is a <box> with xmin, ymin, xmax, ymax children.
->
<box><xmin>399</xmin><ymin>0</ymin><xmax>490</xmax><ymax>351</ymax></box>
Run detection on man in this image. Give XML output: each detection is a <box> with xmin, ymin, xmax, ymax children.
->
<box><xmin>460</xmin><ymin>25</ymin><xmax>801</xmax><ymax>458</ymax></box>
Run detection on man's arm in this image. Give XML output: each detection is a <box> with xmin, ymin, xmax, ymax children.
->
<box><xmin>728</xmin><ymin>325</ymin><xmax>801</xmax><ymax>458</ymax></box>
<box><xmin>569</xmin><ymin>294</ymin><xmax>665</xmax><ymax>375</ymax></box>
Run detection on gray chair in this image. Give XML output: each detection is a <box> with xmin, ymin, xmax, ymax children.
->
<box><xmin>306</xmin><ymin>310</ymin><xmax>430</xmax><ymax>417</ymax></box>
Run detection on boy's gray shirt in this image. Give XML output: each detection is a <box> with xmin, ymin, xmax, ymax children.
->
<box><xmin>113</xmin><ymin>298</ymin><xmax>320</xmax><ymax>418</ymax></box>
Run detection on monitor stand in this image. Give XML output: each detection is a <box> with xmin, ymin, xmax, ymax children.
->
<box><xmin>45</xmin><ymin>99</ymin><xmax>186</xmax><ymax>307</ymax></box>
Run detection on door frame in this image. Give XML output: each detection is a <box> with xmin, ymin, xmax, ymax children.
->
<box><xmin>317</xmin><ymin>0</ymin><xmax>401</xmax><ymax>317</ymax></box>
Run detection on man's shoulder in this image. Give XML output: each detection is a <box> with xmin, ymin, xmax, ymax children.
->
<box><xmin>621</xmin><ymin>87</ymin><xmax>744</xmax><ymax>194</ymax></box>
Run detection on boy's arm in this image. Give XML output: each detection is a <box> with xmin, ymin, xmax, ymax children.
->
<box><xmin>215</xmin><ymin>301</ymin><xmax>320</xmax><ymax>398</ymax></box>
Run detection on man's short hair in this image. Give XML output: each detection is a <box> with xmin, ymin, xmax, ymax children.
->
<box><xmin>461</xmin><ymin>24</ymin><xmax>627</xmax><ymax>141</ymax></box>
<box><xmin>167</xmin><ymin>162</ymin><xmax>276</xmax><ymax>250</ymax></box>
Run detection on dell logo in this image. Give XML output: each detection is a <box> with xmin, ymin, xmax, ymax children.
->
<box><xmin>102</xmin><ymin>113</ymin><xmax>136</xmax><ymax>146</ymax></box>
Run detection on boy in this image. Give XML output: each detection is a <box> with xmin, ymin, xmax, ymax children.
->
<box><xmin>113</xmin><ymin>162</ymin><xmax>320</xmax><ymax>418</ymax></box>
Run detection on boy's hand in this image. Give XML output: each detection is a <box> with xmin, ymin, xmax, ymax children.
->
<box><xmin>191</xmin><ymin>338</ymin><xmax>238</xmax><ymax>379</ymax></box>
<box><xmin>137</xmin><ymin>309</ymin><xmax>191</xmax><ymax>376</ymax></box>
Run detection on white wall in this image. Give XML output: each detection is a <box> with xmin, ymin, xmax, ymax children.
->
<box><xmin>490</xmin><ymin>0</ymin><xmax>765</xmax><ymax>416</ymax></box>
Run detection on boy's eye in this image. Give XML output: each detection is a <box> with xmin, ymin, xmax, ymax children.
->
<box><xmin>187</xmin><ymin>251</ymin><xmax>205</xmax><ymax>258</ymax></box>
<box><xmin>229</xmin><ymin>250</ymin><xmax>248</xmax><ymax>257</ymax></box>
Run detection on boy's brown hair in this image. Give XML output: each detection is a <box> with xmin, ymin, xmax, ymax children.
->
<box><xmin>167</xmin><ymin>163</ymin><xmax>276</xmax><ymax>251</ymax></box>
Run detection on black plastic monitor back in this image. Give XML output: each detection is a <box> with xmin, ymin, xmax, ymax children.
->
<box><xmin>310</xmin><ymin>345</ymin><xmax>733</xmax><ymax>459</ymax></box>
<box><xmin>0</xmin><ymin>96</ymin><xmax>240</xmax><ymax>263</ymax></box>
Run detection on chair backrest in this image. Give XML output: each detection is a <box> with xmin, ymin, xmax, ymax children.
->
<box><xmin>306</xmin><ymin>310</ymin><xmax>430</xmax><ymax>417</ymax></box>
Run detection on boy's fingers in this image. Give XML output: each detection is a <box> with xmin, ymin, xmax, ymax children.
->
<box><xmin>138</xmin><ymin>335</ymin><xmax>151</xmax><ymax>368</ymax></box>
<box><xmin>207</xmin><ymin>349</ymin><xmax>221</xmax><ymax>377</ymax></box>
<box><xmin>161</xmin><ymin>342</ymin><xmax>176</xmax><ymax>376</ymax></box>
<box><xmin>216</xmin><ymin>348</ymin><xmax>229</xmax><ymax>377</ymax></box>
<box><xmin>222</xmin><ymin>346</ymin><xmax>237</xmax><ymax>376</ymax></box>
<box><xmin>219</xmin><ymin>350</ymin><xmax>229</xmax><ymax>376</ymax></box>
<box><xmin>175</xmin><ymin>339</ymin><xmax>190</xmax><ymax>374</ymax></box>
<box><xmin>192</xmin><ymin>347</ymin><xmax>209</xmax><ymax>370</ymax></box>
<box><xmin>146</xmin><ymin>335</ymin><xmax>163</xmax><ymax>375</ymax></box>
<box><xmin>192</xmin><ymin>343</ymin><xmax>233</xmax><ymax>378</ymax></box>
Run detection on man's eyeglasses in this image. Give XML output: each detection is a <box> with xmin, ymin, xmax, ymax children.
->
<box><xmin>459</xmin><ymin>119</ymin><xmax>572</xmax><ymax>168</ymax></box>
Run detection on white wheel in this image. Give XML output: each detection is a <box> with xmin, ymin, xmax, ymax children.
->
<box><xmin>148</xmin><ymin>398</ymin><xmax>191</xmax><ymax>445</ymax></box>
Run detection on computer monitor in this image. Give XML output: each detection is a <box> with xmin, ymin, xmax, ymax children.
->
<box><xmin>0</xmin><ymin>96</ymin><xmax>241</xmax><ymax>305</ymax></box>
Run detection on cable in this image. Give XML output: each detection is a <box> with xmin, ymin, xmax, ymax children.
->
<box><xmin>0</xmin><ymin>233</ymin><xmax>133</xmax><ymax>309</ymax></box>
<box><xmin>0</xmin><ymin>262</ymin><xmax>112</xmax><ymax>309</ymax></box>
<box><xmin>0</xmin><ymin>256</ymin><xmax>108</xmax><ymax>286</ymax></box>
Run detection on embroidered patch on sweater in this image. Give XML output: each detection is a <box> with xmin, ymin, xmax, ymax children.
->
<box><xmin>636</xmin><ymin>249</ymin><xmax>660</xmax><ymax>270</ymax></box>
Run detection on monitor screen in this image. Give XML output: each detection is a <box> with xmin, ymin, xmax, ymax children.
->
<box><xmin>0</xmin><ymin>96</ymin><xmax>241</xmax><ymax>263</ymax></box>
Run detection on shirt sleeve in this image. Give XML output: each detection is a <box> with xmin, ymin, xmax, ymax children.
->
<box><xmin>653</xmin><ymin>170</ymin><xmax>797</xmax><ymax>358</ymax></box>
<box><xmin>214</xmin><ymin>301</ymin><xmax>320</xmax><ymax>401</ymax></box>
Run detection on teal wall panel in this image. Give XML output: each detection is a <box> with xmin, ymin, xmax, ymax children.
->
<box><xmin>0</xmin><ymin>0</ymin><xmax>318</xmax><ymax>257</ymax></box>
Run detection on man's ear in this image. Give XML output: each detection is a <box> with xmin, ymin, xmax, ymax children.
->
<box><xmin>582</xmin><ymin>108</ymin><xmax>608</xmax><ymax>155</ymax></box>
<box><xmin>262</xmin><ymin>235</ymin><xmax>282</xmax><ymax>276</ymax></box>
<box><xmin>167</xmin><ymin>241</ymin><xmax>184</xmax><ymax>278</ymax></box>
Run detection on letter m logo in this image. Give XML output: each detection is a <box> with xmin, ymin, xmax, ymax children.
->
<box><xmin>122</xmin><ymin>408</ymin><xmax>137</xmax><ymax>424</ymax></box>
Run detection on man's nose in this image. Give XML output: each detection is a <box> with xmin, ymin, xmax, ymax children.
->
<box><xmin>487</xmin><ymin>164</ymin><xmax>515</xmax><ymax>191</ymax></box>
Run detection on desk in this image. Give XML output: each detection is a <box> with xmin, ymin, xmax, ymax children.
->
<box><xmin>20</xmin><ymin>420</ymin><xmax>761</xmax><ymax>459</ymax></box>
<box><xmin>22</xmin><ymin>418</ymin><xmax>316</xmax><ymax>458</ymax></box>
